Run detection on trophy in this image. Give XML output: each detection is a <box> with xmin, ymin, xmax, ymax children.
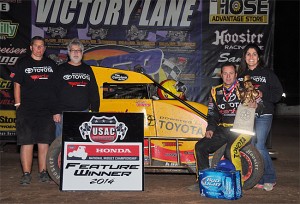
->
<box><xmin>230</xmin><ymin>75</ymin><xmax>259</xmax><ymax>136</ymax></box>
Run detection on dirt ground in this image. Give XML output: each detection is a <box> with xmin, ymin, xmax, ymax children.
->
<box><xmin>0</xmin><ymin>116</ymin><xmax>299</xmax><ymax>204</ymax></box>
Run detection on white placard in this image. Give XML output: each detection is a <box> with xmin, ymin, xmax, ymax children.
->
<box><xmin>61</xmin><ymin>142</ymin><xmax>143</xmax><ymax>191</ymax></box>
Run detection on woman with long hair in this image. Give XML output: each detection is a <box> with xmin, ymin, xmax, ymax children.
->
<box><xmin>238</xmin><ymin>43</ymin><xmax>283</xmax><ymax>191</ymax></box>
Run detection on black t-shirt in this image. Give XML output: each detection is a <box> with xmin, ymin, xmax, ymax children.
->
<box><xmin>14</xmin><ymin>55</ymin><xmax>57</xmax><ymax>116</ymax></box>
<box><xmin>238</xmin><ymin>67</ymin><xmax>283</xmax><ymax>114</ymax></box>
<box><xmin>52</xmin><ymin>62</ymin><xmax>100</xmax><ymax>114</ymax></box>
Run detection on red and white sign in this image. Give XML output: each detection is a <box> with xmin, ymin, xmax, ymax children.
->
<box><xmin>62</xmin><ymin>142</ymin><xmax>143</xmax><ymax>191</ymax></box>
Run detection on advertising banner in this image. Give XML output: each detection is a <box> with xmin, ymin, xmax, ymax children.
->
<box><xmin>200</xmin><ymin>0</ymin><xmax>274</xmax><ymax>102</ymax></box>
<box><xmin>0</xmin><ymin>0</ymin><xmax>275</xmax><ymax>140</ymax></box>
<box><xmin>0</xmin><ymin>0</ymin><xmax>31</xmax><ymax>140</ymax></box>
<box><xmin>30</xmin><ymin>0</ymin><xmax>203</xmax><ymax>102</ymax></box>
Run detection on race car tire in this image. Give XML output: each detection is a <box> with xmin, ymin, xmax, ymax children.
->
<box><xmin>46</xmin><ymin>136</ymin><xmax>62</xmax><ymax>185</ymax></box>
<box><xmin>211</xmin><ymin>144</ymin><xmax>264</xmax><ymax>190</ymax></box>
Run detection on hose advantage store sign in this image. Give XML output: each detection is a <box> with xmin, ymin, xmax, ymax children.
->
<box><xmin>60</xmin><ymin>112</ymin><xmax>144</xmax><ymax>191</ymax></box>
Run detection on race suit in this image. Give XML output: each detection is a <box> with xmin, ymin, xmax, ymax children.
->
<box><xmin>195</xmin><ymin>81</ymin><xmax>252</xmax><ymax>179</ymax></box>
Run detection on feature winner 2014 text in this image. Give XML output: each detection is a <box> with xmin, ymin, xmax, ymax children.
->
<box><xmin>65</xmin><ymin>163</ymin><xmax>140</xmax><ymax>184</ymax></box>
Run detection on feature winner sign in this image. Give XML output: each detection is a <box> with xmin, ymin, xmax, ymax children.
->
<box><xmin>60</xmin><ymin>112</ymin><xmax>144</xmax><ymax>191</ymax></box>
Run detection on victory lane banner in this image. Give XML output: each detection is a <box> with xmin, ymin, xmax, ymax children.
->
<box><xmin>60</xmin><ymin>112</ymin><xmax>144</xmax><ymax>191</ymax></box>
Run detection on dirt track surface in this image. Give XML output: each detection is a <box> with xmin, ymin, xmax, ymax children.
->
<box><xmin>0</xmin><ymin>116</ymin><xmax>299</xmax><ymax>203</ymax></box>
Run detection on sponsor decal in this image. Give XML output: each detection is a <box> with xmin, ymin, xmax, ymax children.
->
<box><xmin>162</xmin><ymin>142</ymin><xmax>182</xmax><ymax>147</ymax></box>
<box><xmin>251</xmin><ymin>76</ymin><xmax>266</xmax><ymax>83</ymax></box>
<box><xmin>68</xmin><ymin>81</ymin><xmax>88</xmax><ymax>87</ymax></box>
<box><xmin>79</xmin><ymin>116</ymin><xmax>128</xmax><ymax>143</ymax></box>
<box><xmin>111</xmin><ymin>73</ymin><xmax>128</xmax><ymax>81</ymax></box>
<box><xmin>147</xmin><ymin>114</ymin><xmax>155</xmax><ymax>126</ymax></box>
<box><xmin>24</xmin><ymin>66</ymin><xmax>54</xmax><ymax>81</ymax></box>
<box><xmin>0</xmin><ymin>2</ymin><xmax>10</xmax><ymax>12</ymax></box>
<box><xmin>0</xmin><ymin>47</ymin><xmax>27</xmax><ymax>65</ymax></box>
<box><xmin>0</xmin><ymin>93</ymin><xmax>14</xmax><ymax>105</ymax></box>
<box><xmin>46</xmin><ymin>27</ymin><xmax>67</xmax><ymax>38</ymax></box>
<box><xmin>0</xmin><ymin>110</ymin><xmax>16</xmax><ymax>131</ymax></box>
<box><xmin>30</xmin><ymin>74</ymin><xmax>49</xmax><ymax>80</ymax></box>
<box><xmin>233</xmin><ymin>137</ymin><xmax>247</xmax><ymax>158</ymax></box>
<box><xmin>25</xmin><ymin>66</ymin><xmax>54</xmax><ymax>73</ymax></box>
<box><xmin>201</xmin><ymin>176</ymin><xmax>222</xmax><ymax>187</ymax></box>
<box><xmin>0</xmin><ymin>78</ymin><xmax>14</xmax><ymax>105</ymax></box>
<box><xmin>219</xmin><ymin>52</ymin><xmax>241</xmax><ymax>63</ymax></box>
<box><xmin>63</xmin><ymin>73</ymin><xmax>91</xmax><ymax>81</ymax></box>
<box><xmin>68</xmin><ymin>146</ymin><xmax>88</xmax><ymax>160</ymax></box>
<box><xmin>0</xmin><ymin>20</ymin><xmax>18</xmax><ymax>39</ymax></box>
<box><xmin>0</xmin><ymin>78</ymin><xmax>12</xmax><ymax>90</ymax></box>
<box><xmin>66</xmin><ymin>144</ymin><xmax>139</xmax><ymax>161</ymax></box>
<box><xmin>136</xmin><ymin>101</ymin><xmax>150</xmax><ymax>107</ymax></box>
<box><xmin>212</xmin><ymin>30</ymin><xmax>264</xmax><ymax>46</ymax></box>
<box><xmin>209</xmin><ymin>0</ymin><xmax>269</xmax><ymax>24</ymax></box>
<box><xmin>158</xmin><ymin>120</ymin><xmax>202</xmax><ymax>136</ymax></box>
<box><xmin>217</xmin><ymin>90</ymin><xmax>223</xmax><ymax>95</ymax></box>
<box><xmin>244</xmin><ymin>149</ymin><xmax>258</xmax><ymax>170</ymax></box>
<box><xmin>0</xmin><ymin>56</ymin><xmax>19</xmax><ymax>66</ymax></box>
<box><xmin>0</xmin><ymin>47</ymin><xmax>27</xmax><ymax>55</ymax></box>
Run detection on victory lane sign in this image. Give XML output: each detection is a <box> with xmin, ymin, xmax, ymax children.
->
<box><xmin>60</xmin><ymin>112</ymin><xmax>144</xmax><ymax>191</ymax></box>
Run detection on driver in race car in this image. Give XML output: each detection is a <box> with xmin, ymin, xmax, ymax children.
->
<box><xmin>189</xmin><ymin>62</ymin><xmax>257</xmax><ymax>190</ymax></box>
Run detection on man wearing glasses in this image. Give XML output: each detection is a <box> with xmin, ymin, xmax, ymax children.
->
<box><xmin>52</xmin><ymin>38</ymin><xmax>100</xmax><ymax>138</ymax></box>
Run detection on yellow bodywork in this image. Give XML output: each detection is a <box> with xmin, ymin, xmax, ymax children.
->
<box><xmin>92</xmin><ymin>66</ymin><xmax>208</xmax><ymax>172</ymax></box>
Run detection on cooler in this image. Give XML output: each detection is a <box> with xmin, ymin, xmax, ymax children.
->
<box><xmin>199</xmin><ymin>168</ymin><xmax>242</xmax><ymax>200</ymax></box>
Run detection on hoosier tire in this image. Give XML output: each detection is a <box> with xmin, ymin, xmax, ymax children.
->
<box><xmin>46</xmin><ymin>136</ymin><xmax>62</xmax><ymax>185</ymax></box>
<box><xmin>211</xmin><ymin>144</ymin><xmax>264</xmax><ymax>190</ymax></box>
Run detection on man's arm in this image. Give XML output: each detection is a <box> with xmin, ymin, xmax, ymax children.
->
<box><xmin>14</xmin><ymin>82</ymin><xmax>21</xmax><ymax>109</ymax></box>
<box><xmin>206</xmin><ymin>88</ymin><xmax>220</xmax><ymax>133</ymax></box>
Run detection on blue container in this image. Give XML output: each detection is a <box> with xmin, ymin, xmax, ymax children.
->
<box><xmin>199</xmin><ymin>168</ymin><xmax>242</xmax><ymax>200</ymax></box>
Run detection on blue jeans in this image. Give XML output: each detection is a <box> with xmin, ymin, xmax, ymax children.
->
<box><xmin>55</xmin><ymin>114</ymin><xmax>63</xmax><ymax>138</ymax></box>
<box><xmin>252</xmin><ymin>114</ymin><xmax>276</xmax><ymax>184</ymax></box>
<box><xmin>55</xmin><ymin>110</ymin><xmax>89</xmax><ymax>138</ymax></box>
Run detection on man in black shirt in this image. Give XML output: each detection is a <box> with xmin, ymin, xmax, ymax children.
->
<box><xmin>53</xmin><ymin>38</ymin><xmax>100</xmax><ymax>137</ymax></box>
<box><xmin>14</xmin><ymin>36</ymin><xmax>57</xmax><ymax>185</ymax></box>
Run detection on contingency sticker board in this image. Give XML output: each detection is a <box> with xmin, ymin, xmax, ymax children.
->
<box><xmin>60</xmin><ymin>112</ymin><xmax>144</xmax><ymax>191</ymax></box>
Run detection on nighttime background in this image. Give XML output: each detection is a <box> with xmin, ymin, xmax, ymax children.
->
<box><xmin>274</xmin><ymin>0</ymin><xmax>299</xmax><ymax>105</ymax></box>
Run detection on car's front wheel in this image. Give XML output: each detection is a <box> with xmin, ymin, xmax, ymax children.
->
<box><xmin>46</xmin><ymin>136</ymin><xmax>62</xmax><ymax>185</ymax></box>
<box><xmin>211</xmin><ymin>144</ymin><xmax>264</xmax><ymax>190</ymax></box>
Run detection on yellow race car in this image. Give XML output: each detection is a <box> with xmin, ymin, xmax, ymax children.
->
<box><xmin>93</xmin><ymin>66</ymin><xmax>208</xmax><ymax>174</ymax></box>
<box><xmin>47</xmin><ymin>66</ymin><xmax>263</xmax><ymax>190</ymax></box>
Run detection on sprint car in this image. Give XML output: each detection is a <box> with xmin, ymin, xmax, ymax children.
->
<box><xmin>47</xmin><ymin>66</ymin><xmax>263</xmax><ymax>190</ymax></box>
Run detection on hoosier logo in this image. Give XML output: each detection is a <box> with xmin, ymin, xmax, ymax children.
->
<box><xmin>79</xmin><ymin>116</ymin><xmax>128</xmax><ymax>143</ymax></box>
